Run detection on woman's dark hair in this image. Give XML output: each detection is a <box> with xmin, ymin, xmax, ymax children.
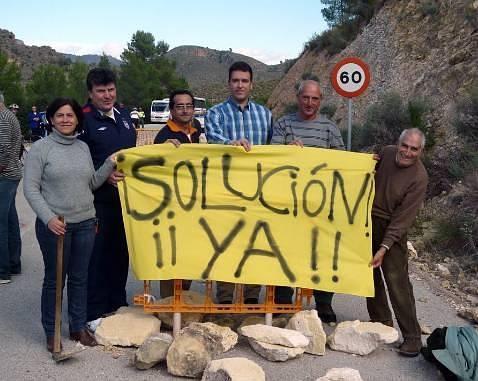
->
<box><xmin>46</xmin><ymin>98</ymin><xmax>84</xmax><ymax>133</ymax></box>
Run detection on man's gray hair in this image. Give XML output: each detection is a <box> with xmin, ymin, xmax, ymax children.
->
<box><xmin>0</xmin><ymin>91</ymin><xmax>4</xmax><ymax>104</ymax></box>
<box><xmin>398</xmin><ymin>128</ymin><xmax>426</xmax><ymax>149</ymax></box>
<box><xmin>296</xmin><ymin>79</ymin><xmax>321</xmax><ymax>96</ymax></box>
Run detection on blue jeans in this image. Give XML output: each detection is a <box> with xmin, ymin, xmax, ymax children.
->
<box><xmin>0</xmin><ymin>178</ymin><xmax>21</xmax><ymax>279</ymax></box>
<box><xmin>36</xmin><ymin>218</ymin><xmax>96</xmax><ymax>337</ymax></box>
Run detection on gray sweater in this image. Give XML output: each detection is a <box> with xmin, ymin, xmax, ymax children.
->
<box><xmin>23</xmin><ymin>128</ymin><xmax>115</xmax><ymax>224</ymax></box>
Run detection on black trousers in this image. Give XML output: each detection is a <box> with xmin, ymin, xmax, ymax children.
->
<box><xmin>87</xmin><ymin>201</ymin><xmax>129</xmax><ymax>321</ymax></box>
<box><xmin>366</xmin><ymin>216</ymin><xmax>421</xmax><ymax>339</ymax></box>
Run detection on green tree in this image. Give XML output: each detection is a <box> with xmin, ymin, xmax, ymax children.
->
<box><xmin>0</xmin><ymin>51</ymin><xmax>24</xmax><ymax>107</ymax></box>
<box><xmin>98</xmin><ymin>53</ymin><xmax>112</xmax><ymax>69</ymax></box>
<box><xmin>321</xmin><ymin>0</ymin><xmax>377</xmax><ymax>27</ymax></box>
<box><xmin>122</xmin><ymin>31</ymin><xmax>169</xmax><ymax>62</ymax></box>
<box><xmin>321</xmin><ymin>0</ymin><xmax>350</xmax><ymax>26</ymax></box>
<box><xmin>66</xmin><ymin>61</ymin><xmax>89</xmax><ymax>103</ymax></box>
<box><xmin>119</xmin><ymin>31</ymin><xmax>187</xmax><ymax>111</ymax></box>
<box><xmin>26</xmin><ymin>64</ymin><xmax>67</xmax><ymax>110</ymax></box>
<box><xmin>0</xmin><ymin>51</ymin><xmax>27</xmax><ymax>134</ymax></box>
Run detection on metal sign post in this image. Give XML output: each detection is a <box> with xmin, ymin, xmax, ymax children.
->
<box><xmin>348</xmin><ymin>98</ymin><xmax>352</xmax><ymax>151</ymax></box>
<box><xmin>330</xmin><ymin>57</ymin><xmax>371</xmax><ymax>151</ymax></box>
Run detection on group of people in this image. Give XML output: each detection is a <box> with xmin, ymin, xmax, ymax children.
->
<box><xmin>130</xmin><ymin>106</ymin><xmax>145</xmax><ymax>129</ymax></box>
<box><xmin>0</xmin><ymin>61</ymin><xmax>428</xmax><ymax>358</ymax></box>
<box><xmin>152</xmin><ymin>61</ymin><xmax>428</xmax><ymax>358</ymax></box>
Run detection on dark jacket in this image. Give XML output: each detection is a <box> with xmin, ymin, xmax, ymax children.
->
<box><xmin>153</xmin><ymin>120</ymin><xmax>200</xmax><ymax>144</ymax></box>
<box><xmin>79</xmin><ymin>103</ymin><xmax>136</xmax><ymax>203</ymax></box>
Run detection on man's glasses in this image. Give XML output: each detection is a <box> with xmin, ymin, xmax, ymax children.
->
<box><xmin>174</xmin><ymin>104</ymin><xmax>194</xmax><ymax>111</ymax></box>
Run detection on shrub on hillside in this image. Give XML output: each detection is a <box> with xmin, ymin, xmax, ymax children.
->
<box><xmin>422</xmin><ymin>171</ymin><xmax>478</xmax><ymax>271</ymax></box>
<box><xmin>309</xmin><ymin>0</ymin><xmax>383</xmax><ymax>56</ymax></box>
<box><xmin>357</xmin><ymin>92</ymin><xmax>411</xmax><ymax>150</ymax></box>
<box><xmin>320</xmin><ymin>103</ymin><xmax>337</xmax><ymax>119</ymax></box>
<box><xmin>354</xmin><ymin>92</ymin><xmax>431</xmax><ymax>152</ymax></box>
<box><xmin>304</xmin><ymin>27</ymin><xmax>350</xmax><ymax>56</ymax></box>
<box><xmin>454</xmin><ymin>85</ymin><xmax>478</xmax><ymax>142</ymax></box>
<box><xmin>419</xmin><ymin>0</ymin><xmax>439</xmax><ymax>17</ymax></box>
<box><xmin>283</xmin><ymin>58</ymin><xmax>298</xmax><ymax>74</ymax></box>
<box><xmin>447</xmin><ymin>146</ymin><xmax>478</xmax><ymax>180</ymax></box>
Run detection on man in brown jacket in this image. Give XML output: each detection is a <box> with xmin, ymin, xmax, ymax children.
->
<box><xmin>367</xmin><ymin>128</ymin><xmax>428</xmax><ymax>357</ymax></box>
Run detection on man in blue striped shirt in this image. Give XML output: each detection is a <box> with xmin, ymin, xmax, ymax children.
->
<box><xmin>205</xmin><ymin>61</ymin><xmax>272</xmax><ymax>151</ymax></box>
<box><xmin>205</xmin><ymin>61</ymin><xmax>272</xmax><ymax>304</ymax></box>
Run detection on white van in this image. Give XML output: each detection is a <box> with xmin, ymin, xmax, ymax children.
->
<box><xmin>193</xmin><ymin>97</ymin><xmax>207</xmax><ymax>128</ymax></box>
<box><xmin>150</xmin><ymin>97</ymin><xmax>207</xmax><ymax>124</ymax></box>
<box><xmin>150</xmin><ymin>98</ymin><xmax>170</xmax><ymax>123</ymax></box>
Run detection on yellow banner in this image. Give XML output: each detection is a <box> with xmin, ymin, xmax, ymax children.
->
<box><xmin>117</xmin><ymin>144</ymin><xmax>376</xmax><ymax>297</ymax></box>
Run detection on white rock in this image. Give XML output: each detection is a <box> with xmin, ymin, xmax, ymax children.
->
<box><xmin>134</xmin><ymin>333</ymin><xmax>173</xmax><ymax>370</ymax></box>
<box><xmin>166</xmin><ymin>322</ymin><xmax>238</xmax><ymax>378</ymax></box>
<box><xmin>407</xmin><ymin>241</ymin><xmax>418</xmax><ymax>259</ymax></box>
<box><xmin>420</xmin><ymin>323</ymin><xmax>432</xmax><ymax>335</ymax></box>
<box><xmin>167</xmin><ymin>335</ymin><xmax>211</xmax><ymax>378</ymax></box>
<box><xmin>156</xmin><ymin>290</ymin><xmax>206</xmax><ymax>328</ymax></box>
<box><xmin>436</xmin><ymin>263</ymin><xmax>451</xmax><ymax>277</ymax></box>
<box><xmin>316</xmin><ymin>367</ymin><xmax>363</xmax><ymax>381</ymax></box>
<box><xmin>239</xmin><ymin>315</ymin><xmax>289</xmax><ymax>329</ymax></box>
<box><xmin>355</xmin><ymin>322</ymin><xmax>399</xmax><ymax>344</ymax></box>
<box><xmin>248</xmin><ymin>338</ymin><xmax>305</xmax><ymax>361</ymax></box>
<box><xmin>201</xmin><ymin>357</ymin><xmax>265</xmax><ymax>381</ymax></box>
<box><xmin>185</xmin><ymin>322</ymin><xmax>238</xmax><ymax>352</ymax></box>
<box><xmin>327</xmin><ymin>320</ymin><xmax>398</xmax><ymax>356</ymax></box>
<box><xmin>95</xmin><ymin>306</ymin><xmax>161</xmax><ymax>347</ymax></box>
<box><xmin>239</xmin><ymin>324</ymin><xmax>309</xmax><ymax>348</ymax></box>
<box><xmin>286</xmin><ymin>310</ymin><xmax>326</xmax><ymax>355</ymax></box>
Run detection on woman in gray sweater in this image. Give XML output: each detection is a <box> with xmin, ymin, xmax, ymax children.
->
<box><xmin>23</xmin><ymin>98</ymin><xmax>115</xmax><ymax>352</ymax></box>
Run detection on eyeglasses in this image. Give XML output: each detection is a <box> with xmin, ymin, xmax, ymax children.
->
<box><xmin>174</xmin><ymin>104</ymin><xmax>194</xmax><ymax>111</ymax></box>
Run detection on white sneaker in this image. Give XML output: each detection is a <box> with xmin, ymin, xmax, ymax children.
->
<box><xmin>86</xmin><ymin>318</ymin><xmax>102</xmax><ymax>333</ymax></box>
<box><xmin>0</xmin><ymin>279</ymin><xmax>11</xmax><ymax>284</ymax></box>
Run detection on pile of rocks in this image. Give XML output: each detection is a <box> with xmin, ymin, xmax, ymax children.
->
<box><xmin>92</xmin><ymin>294</ymin><xmax>400</xmax><ymax>379</ymax></box>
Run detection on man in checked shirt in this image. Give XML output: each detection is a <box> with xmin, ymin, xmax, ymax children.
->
<box><xmin>205</xmin><ymin>61</ymin><xmax>272</xmax><ymax>304</ymax></box>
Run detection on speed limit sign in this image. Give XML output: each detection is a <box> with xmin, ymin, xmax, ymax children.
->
<box><xmin>331</xmin><ymin>57</ymin><xmax>370</xmax><ymax>98</ymax></box>
<box><xmin>330</xmin><ymin>57</ymin><xmax>371</xmax><ymax>151</ymax></box>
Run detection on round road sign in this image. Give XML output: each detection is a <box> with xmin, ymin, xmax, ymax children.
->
<box><xmin>330</xmin><ymin>57</ymin><xmax>371</xmax><ymax>98</ymax></box>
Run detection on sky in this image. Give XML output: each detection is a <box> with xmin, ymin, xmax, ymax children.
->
<box><xmin>1</xmin><ymin>1</ymin><xmax>328</xmax><ymax>64</ymax></box>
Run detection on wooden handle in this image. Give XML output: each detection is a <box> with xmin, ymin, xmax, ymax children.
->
<box><xmin>53</xmin><ymin>216</ymin><xmax>64</xmax><ymax>354</ymax></box>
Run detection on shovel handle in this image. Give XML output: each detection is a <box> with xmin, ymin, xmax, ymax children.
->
<box><xmin>53</xmin><ymin>216</ymin><xmax>65</xmax><ymax>354</ymax></box>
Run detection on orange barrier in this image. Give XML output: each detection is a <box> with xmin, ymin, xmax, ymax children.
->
<box><xmin>134</xmin><ymin>280</ymin><xmax>313</xmax><ymax>314</ymax></box>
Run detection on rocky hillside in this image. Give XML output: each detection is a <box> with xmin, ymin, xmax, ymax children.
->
<box><xmin>269</xmin><ymin>0</ymin><xmax>477</xmax><ymax>139</ymax></box>
<box><xmin>63</xmin><ymin>53</ymin><xmax>122</xmax><ymax>66</ymax></box>
<box><xmin>0</xmin><ymin>30</ymin><xmax>286</xmax><ymax>103</ymax></box>
<box><xmin>0</xmin><ymin>28</ymin><xmax>121</xmax><ymax>80</ymax></box>
<box><xmin>165</xmin><ymin>45</ymin><xmax>286</xmax><ymax>102</ymax></box>
<box><xmin>0</xmin><ymin>28</ymin><xmax>69</xmax><ymax>81</ymax></box>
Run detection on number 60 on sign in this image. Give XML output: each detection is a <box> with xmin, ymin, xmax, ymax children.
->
<box><xmin>331</xmin><ymin>57</ymin><xmax>371</xmax><ymax>98</ymax></box>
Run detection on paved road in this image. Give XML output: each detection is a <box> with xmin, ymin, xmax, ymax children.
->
<box><xmin>0</xmin><ymin>185</ymin><xmax>468</xmax><ymax>381</ymax></box>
